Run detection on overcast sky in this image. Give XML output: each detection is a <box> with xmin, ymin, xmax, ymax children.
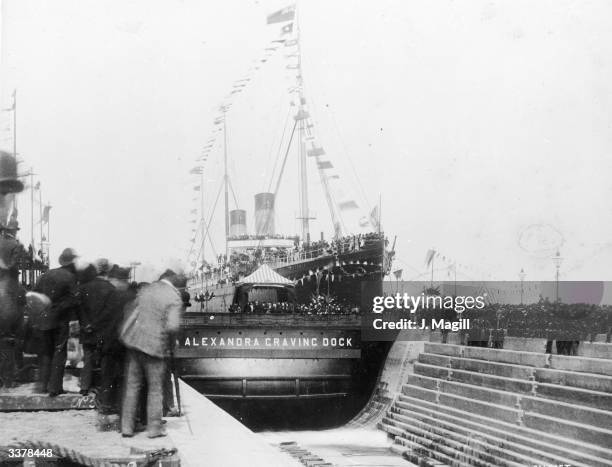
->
<box><xmin>1</xmin><ymin>0</ymin><xmax>611</xmax><ymax>281</ymax></box>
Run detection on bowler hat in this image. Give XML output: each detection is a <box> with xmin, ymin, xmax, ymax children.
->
<box><xmin>58</xmin><ymin>247</ymin><xmax>78</xmax><ymax>266</ymax></box>
<box><xmin>0</xmin><ymin>152</ymin><xmax>24</xmax><ymax>194</ymax></box>
<box><xmin>109</xmin><ymin>264</ymin><xmax>131</xmax><ymax>280</ymax></box>
<box><xmin>159</xmin><ymin>269</ymin><xmax>176</xmax><ymax>281</ymax></box>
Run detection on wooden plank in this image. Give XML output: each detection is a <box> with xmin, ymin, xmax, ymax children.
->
<box><xmin>0</xmin><ymin>393</ymin><xmax>96</xmax><ymax>411</ymax></box>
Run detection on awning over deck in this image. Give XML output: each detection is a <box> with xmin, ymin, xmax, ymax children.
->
<box><xmin>240</xmin><ymin>264</ymin><xmax>293</xmax><ymax>286</ymax></box>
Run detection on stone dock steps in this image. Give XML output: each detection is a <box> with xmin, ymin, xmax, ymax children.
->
<box><xmin>396</xmin><ymin>394</ymin><xmax>612</xmax><ymax>464</ymax></box>
<box><xmin>418</xmin><ymin>352</ymin><xmax>612</xmax><ymax>392</ymax></box>
<box><xmin>378</xmin><ymin>341</ymin><xmax>612</xmax><ymax>467</ymax></box>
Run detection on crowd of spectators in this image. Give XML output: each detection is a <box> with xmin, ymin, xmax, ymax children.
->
<box><xmin>418</xmin><ymin>297</ymin><xmax>611</xmax><ymax>342</ymax></box>
<box><xmin>190</xmin><ymin>232</ymin><xmax>387</xmax><ymax>285</ymax></box>
<box><xmin>233</xmin><ymin>295</ymin><xmax>359</xmax><ymax>315</ymax></box>
<box><xmin>227</xmin><ymin>234</ymin><xmax>298</xmax><ymax>241</ymax></box>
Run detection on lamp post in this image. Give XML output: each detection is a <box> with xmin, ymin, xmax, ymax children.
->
<box><xmin>518</xmin><ymin>268</ymin><xmax>526</xmax><ymax>305</ymax></box>
<box><xmin>129</xmin><ymin>261</ymin><xmax>141</xmax><ymax>282</ymax></box>
<box><xmin>552</xmin><ymin>251</ymin><xmax>563</xmax><ymax>302</ymax></box>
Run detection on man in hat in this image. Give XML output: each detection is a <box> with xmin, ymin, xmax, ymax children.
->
<box><xmin>119</xmin><ymin>269</ymin><xmax>183</xmax><ymax>438</ymax></box>
<box><xmin>77</xmin><ymin>258</ymin><xmax>115</xmax><ymax>395</ymax></box>
<box><xmin>34</xmin><ymin>247</ymin><xmax>80</xmax><ymax>396</ymax></box>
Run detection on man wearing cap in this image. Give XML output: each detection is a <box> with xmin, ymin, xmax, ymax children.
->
<box><xmin>119</xmin><ymin>269</ymin><xmax>183</xmax><ymax>438</ymax></box>
<box><xmin>77</xmin><ymin>258</ymin><xmax>115</xmax><ymax>395</ymax></box>
<box><xmin>34</xmin><ymin>247</ymin><xmax>80</xmax><ymax>396</ymax></box>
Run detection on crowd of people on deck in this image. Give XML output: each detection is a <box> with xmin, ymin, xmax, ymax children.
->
<box><xmin>16</xmin><ymin>248</ymin><xmax>191</xmax><ymax>439</ymax></box>
<box><xmin>190</xmin><ymin>232</ymin><xmax>387</xmax><ymax>285</ymax></box>
<box><xmin>236</xmin><ymin>295</ymin><xmax>359</xmax><ymax>315</ymax></box>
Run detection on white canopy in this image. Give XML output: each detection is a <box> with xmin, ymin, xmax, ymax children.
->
<box><xmin>240</xmin><ymin>264</ymin><xmax>293</xmax><ymax>285</ymax></box>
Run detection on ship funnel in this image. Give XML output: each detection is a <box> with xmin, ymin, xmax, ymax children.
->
<box><xmin>229</xmin><ymin>209</ymin><xmax>247</xmax><ymax>237</ymax></box>
<box><xmin>254</xmin><ymin>192</ymin><xmax>275</xmax><ymax>236</ymax></box>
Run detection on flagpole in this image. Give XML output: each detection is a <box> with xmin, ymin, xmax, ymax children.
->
<box><xmin>430</xmin><ymin>254</ymin><xmax>434</xmax><ymax>288</ymax></box>
<box><xmin>378</xmin><ymin>193</ymin><xmax>381</xmax><ymax>235</ymax></box>
<box><xmin>39</xmin><ymin>184</ymin><xmax>43</xmax><ymax>254</ymax></box>
<box><xmin>200</xmin><ymin>158</ymin><xmax>205</xmax><ymax>291</ymax></box>
<box><xmin>12</xmin><ymin>90</ymin><xmax>17</xmax><ymax>212</ymax></box>
<box><xmin>30</xmin><ymin>171</ymin><xmax>34</xmax><ymax>250</ymax></box>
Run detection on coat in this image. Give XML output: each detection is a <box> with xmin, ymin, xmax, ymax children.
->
<box><xmin>35</xmin><ymin>265</ymin><xmax>78</xmax><ymax>330</ymax></box>
<box><xmin>78</xmin><ymin>277</ymin><xmax>116</xmax><ymax>345</ymax></box>
<box><xmin>102</xmin><ymin>287</ymin><xmax>137</xmax><ymax>353</ymax></box>
<box><xmin>119</xmin><ymin>280</ymin><xmax>182</xmax><ymax>358</ymax></box>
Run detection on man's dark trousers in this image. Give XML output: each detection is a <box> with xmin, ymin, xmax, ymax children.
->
<box><xmin>80</xmin><ymin>342</ymin><xmax>100</xmax><ymax>392</ymax></box>
<box><xmin>38</xmin><ymin>322</ymin><xmax>69</xmax><ymax>394</ymax></box>
<box><xmin>98</xmin><ymin>348</ymin><xmax>124</xmax><ymax>414</ymax></box>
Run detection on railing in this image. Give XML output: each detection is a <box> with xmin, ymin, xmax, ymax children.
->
<box><xmin>181</xmin><ymin>312</ymin><xmax>363</xmax><ymax>328</ymax></box>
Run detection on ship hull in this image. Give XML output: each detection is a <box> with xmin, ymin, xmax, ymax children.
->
<box><xmin>176</xmin><ymin>314</ymin><xmax>390</xmax><ymax>429</ymax></box>
<box><xmin>180</xmin><ymin>237</ymin><xmax>392</xmax><ymax>429</ymax></box>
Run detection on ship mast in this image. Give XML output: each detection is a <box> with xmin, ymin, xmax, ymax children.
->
<box><xmin>223</xmin><ymin>107</ymin><xmax>229</xmax><ymax>258</ymax></box>
<box><xmin>295</xmin><ymin>7</ymin><xmax>313</xmax><ymax>244</ymax></box>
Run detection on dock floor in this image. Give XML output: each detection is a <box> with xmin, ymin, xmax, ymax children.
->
<box><xmin>0</xmin><ymin>379</ymin><xmax>301</xmax><ymax>466</ymax></box>
<box><xmin>262</xmin><ymin>428</ymin><xmax>415</xmax><ymax>466</ymax></box>
<box><xmin>173</xmin><ymin>380</ymin><xmax>301</xmax><ymax>466</ymax></box>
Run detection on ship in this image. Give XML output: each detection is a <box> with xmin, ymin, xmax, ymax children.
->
<box><xmin>175</xmin><ymin>4</ymin><xmax>395</xmax><ymax>430</ymax></box>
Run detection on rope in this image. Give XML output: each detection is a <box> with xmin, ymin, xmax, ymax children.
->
<box><xmin>1</xmin><ymin>440</ymin><xmax>178</xmax><ymax>467</ymax></box>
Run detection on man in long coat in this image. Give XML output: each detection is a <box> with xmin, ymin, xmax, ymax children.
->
<box><xmin>77</xmin><ymin>259</ymin><xmax>115</xmax><ymax>395</ymax></box>
<box><xmin>97</xmin><ymin>265</ymin><xmax>135</xmax><ymax>417</ymax></box>
<box><xmin>119</xmin><ymin>269</ymin><xmax>183</xmax><ymax>438</ymax></box>
<box><xmin>35</xmin><ymin>248</ymin><xmax>79</xmax><ymax>396</ymax></box>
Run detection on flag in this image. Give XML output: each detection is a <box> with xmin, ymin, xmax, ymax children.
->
<box><xmin>189</xmin><ymin>167</ymin><xmax>203</xmax><ymax>175</ymax></box>
<box><xmin>393</xmin><ymin>269</ymin><xmax>403</xmax><ymax>280</ymax></box>
<box><xmin>425</xmin><ymin>249</ymin><xmax>436</xmax><ymax>267</ymax></box>
<box><xmin>266</xmin><ymin>4</ymin><xmax>295</xmax><ymax>24</ymax></box>
<box><xmin>190</xmin><ymin>209</ymin><xmax>197</xmax><ymax>214</ymax></box>
<box><xmin>359</xmin><ymin>216</ymin><xmax>369</xmax><ymax>227</ymax></box>
<box><xmin>307</xmin><ymin>147</ymin><xmax>325</xmax><ymax>157</ymax></box>
<box><xmin>369</xmin><ymin>205</ymin><xmax>380</xmax><ymax>231</ymax></box>
<box><xmin>339</xmin><ymin>200</ymin><xmax>358</xmax><ymax>210</ymax></box>
<box><xmin>284</xmin><ymin>39</ymin><xmax>298</xmax><ymax>47</ymax></box>
<box><xmin>193</xmin><ymin>186</ymin><xmax>201</xmax><ymax>191</ymax></box>
<box><xmin>42</xmin><ymin>205</ymin><xmax>51</xmax><ymax>224</ymax></box>
<box><xmin>317</xmin><ymin>160</ymin><xmax>333</xmax><ymax>169</ymax></box>
<box><xmin>34</xmin><ymin>181</ymin><xmax>40</xmax><ymax>190</ymax></box>
<box><xmin>327</xmin><ymin>174</ymin><xmax>340</xmax><ymax>180</ymax></box>
<box><xmin>280</xmin><ymin>22</ymin><xmax>293</xmax><ymax>36</ymax></box>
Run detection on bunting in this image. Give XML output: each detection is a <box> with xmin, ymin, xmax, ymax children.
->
<box><xmin>307</xmin><ymin>146</ymin><xmax>325</xmax><ymax>157</ymax></box>
<box><xmin>266</xmin><ymin>4</ymin><xmax>295</xmax><ymax>24</ymax></box>
<box><xmin>280</xmin><ymin>23</ymin><xmax>293</xmax><ymax>36</ymax></box>
<box><xmin>339</xmin><ymin>200</ymin><xmax>359</xmax><ymax>210</ymax></box>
